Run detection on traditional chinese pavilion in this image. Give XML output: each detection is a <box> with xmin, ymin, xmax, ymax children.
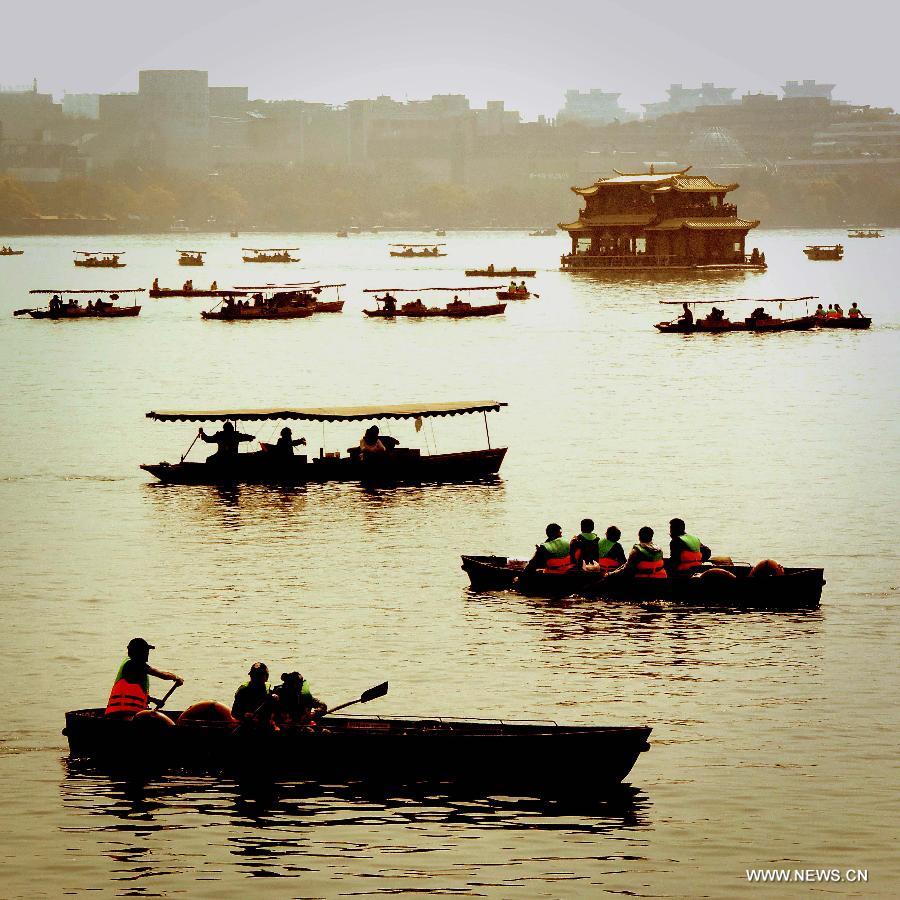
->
<box><xmin>559</xmin><ymin>166</ymin><xmax>764</xmax><ymax>271</ymax></box>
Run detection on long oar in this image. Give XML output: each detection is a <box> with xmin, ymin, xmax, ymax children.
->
<box><xmin>317</xmin><ymin>681</ymin><xmax>388</xmax><ymax>718</ymax></box>
<box><xmin>154</xmin><ymin>682</ymin><xmax>181</xmax><ymax>710</ymax></box>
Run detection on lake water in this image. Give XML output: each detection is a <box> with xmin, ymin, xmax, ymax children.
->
<box><xmin>0</xmin><ymin>230</ymin><xmax>897</xmax><ymax>897</ymax></box>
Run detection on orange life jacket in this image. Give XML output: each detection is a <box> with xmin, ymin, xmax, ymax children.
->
<box><xmin>848</xmin><ymin>308</ymin><xmax>861</xmax><ymax>318</ymax></box>
<box><xmin>633</xmin><ymin>545</ymin><xmax>667</xmax><ymax>579</ymax></box>
<box><xmin>542</xmin><ymin>537</ymin><xmax>572</xmax><ymax>573</ymax></box>
<box><xmin>826</xmin><ymin>310</ymin><xmax>840</xmax><ymax>319</ymax></box>
<box><xmin>105</xmin><ymin>659</ymin><xmax>149</xmax><ymax>718</ymax></box>
<box><xmin>676</xmin><ymin>534</ymin><xmax>704</xmax><ymax>572</ymax></box>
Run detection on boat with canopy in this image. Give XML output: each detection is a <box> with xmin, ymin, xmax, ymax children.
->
<box><xmin>364</xmin><ymin>286</ymin><xmax>506</xmax><ymax>318</ymax></box>
<box><xmin>847</xmin><ymin>226</ymin><xmax>883</xmax><ymax>238</ymax></box>
<box><xmin>0</xmin><ymin>246</ymin><xmax>24</xmax><ymax>256</ymax></box>
<box><xmin>232</xmin><ymin>282</ymin><xmax>346</xmax><ymax>313</ymax></box>
<box><xmin>804</xmin><ymin>244</ymin><xmax>843</xmax><ymax>261</ymax></box>
<box><xmin>178</xmin><ymin>250</ymin><xmax>206</xmax><ymax>266</ymax></box>
<box><xmin>242</xmin><ymin>247</ymin><xmax>300</xmax><ymax>263</ymax></box>
<box><xmin>655</xmin><ymin>296</ymin><xmax>818</xmax><ymax>333</ymax></box>
<box><xmin>465</xmin><ymin>265</ymin><xmax>536</xmax><ymax>277</ymax></box>
<box><xmin>141</xmin><ymin>400</ymin><xmax>509</xmax><ymax>485</ymax></box>
<box><xmin>15</xmin><ymin>289</ymin><xmax>143</xmax><ymax>319</ymax></box>
<box><xmin>461</xmin><ymin>555</ymin><xmax>824</xmax><ymax>609</ymax></box>
<box><xmin>74</xmin><ymin>251</ymin><xmax>125</xmax><ymax>268</ymax></box>
<box><xmin>389</xmin><ymin>243</ymin><xmax>447</xmax><ymax>258</ymax></box>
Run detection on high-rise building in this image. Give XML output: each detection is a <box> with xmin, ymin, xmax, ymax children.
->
<box><xmin>557</xmin><ymin>90</ymin><xmax>636</xmax><ymax>125</ymax></box>
<box><xmin>782</xmin><ymin>80</ymin><xmax>835</xmax><ymax>100</ymax></box>
<box><xmin>138</xmin><ymin>69</ymin><xmax>209</xmax><ymax>165</ymax></box>
<box><xmin>643</xmin><ymin>83</ymin><xmax>738</xmax><ymax>119</ymax></box>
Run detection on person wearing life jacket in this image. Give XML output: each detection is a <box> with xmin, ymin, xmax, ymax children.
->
<box><xmin>271</xmin><ymin>671</ymin><xmax>326</xmax><ymax>725</ymax></box>
<box><xmin>668</xmin><ymin>518</ymin><xmax>711</xmax><ymax>574</ymax></box>
<box><xmin>571</xmin><ymin>521</ymin><xmax>625</xmax><ymax>573</ymax></box>
<box><xmin>105</xmin><ymin>638</ymin><xmax>184</xmax><ymax>718</ymax></box>
<box><xmin>622</xmin><ymin>526</ymin><xmax>667</xmax><ymax>579</ymax></box>
<box><xmin>526</xmin><ymin>523</ymin><xmax>572</xmax><ymax>574</ymax></box>
<box><xmin>848</xmin><ymin>302</ymin><xmax>863</xmax><ymax>318</ymax></box>
<box><xmin>833</xmin><ymin>303</ymin><xmax>844</xmax><ymax>318</ymax></box>
<box><xmin>825</xmin><ymin>303</ymin><xmax>838</xmax><ymax>319</ymax></box>
<box><xmin>231</xmin><ymin>662</ymin><xmax>272</xmax><ymax>721</ymax></box>
<box><xmin>814</xmin><ymin>303</ymin><xmax>826</xmax><ymax>319</ymax></box>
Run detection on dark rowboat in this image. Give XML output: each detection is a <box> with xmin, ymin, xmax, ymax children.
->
<box><xmin>465</xmin><ymin>267</ymin><xmax>536</xmax><ymax>277</ymax></box>
<box><xmin>804</xmin><ymin>245</ymin><xmax>843</xmax><ymax>261</ymax></box>
<box><xmin>816</xmin><ymin>316</ymin><xmax>871</xmax><ymax>329</ymax></box>
<box><xmin>656</xmin><ymin>316</ymin><xmax>816</xmax><ymax>334</ymax></box>
<box><xmin>461</xmin><ymin>555</ymin><xmax>824</xmax><ymax>609</ymax></box>
<box><xmin>496</xmin><ymin>290</ymin><xmax>531</xmax><ymax>300</ymax></box>
<box><xmin>29</xmin><ymin>305</ymin><xmax>140</xmax><ymax>319</ymax></box>
<box><xmin>365</xmin><ymin>302</ymin><xmax>505</xmax><ymax>318</ymax></box>
<box><xmin>202</xmin><ymin>304</ymin><xmax>313</xmax><ymax>320</ymax></box>
<box><xmin>0</xmin><ymin>249</ymin><xmax>24</xmax><ymax>256</ymax></box>
<box><xmin>63</xmin><ymin>709</ymin><xmax>651</xmax><ymax>793</ymax></box>
<box><xmin>150</xmin><ymin>288</ymin><xmax>239</xmax><ymax>298</ymax></box>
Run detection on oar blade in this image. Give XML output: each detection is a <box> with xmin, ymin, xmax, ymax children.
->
<box><xmin>361</xmin><ymin>681</ymin><xmax>388</xmax><ymax>703</ymax></box>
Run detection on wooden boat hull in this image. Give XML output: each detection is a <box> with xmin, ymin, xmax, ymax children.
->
<box><xmin>461</xmin><ymin>556</ymin><xmax>824</xmax><ymax>609</ymax></box>
<box><xmin>465</xmin><ymin>269</ymin><xmax>536</xmax><ymax>277</ymax></box>
<box><xmin>365</xmin><ymin>303</ymin><xmax>506</xmax><ymax>318</ymax></box>
<box><xmin>656</xmin><ymin>317</ymin><xmax>816</xmax><ymax>334</ymax></box>
<box><xmin>150</xmin><ymin>289</ymin><xmax>222</xmax><ymax>298</ymax></box>
<box><xmin>63</xmin><ymin>709</ymin><xmax>650</xmax><ymax>792</ymax></box>
<box><xmin>242</xmin><ymin>256</ymin><xmax>299</xmax><ymax>263</ymax></box>
<box><xmin>496</xmin><ymin>291</ymin><xmax>531</xmax><ymax>300</ymax></box>
<box><xmin>389</xmin><ymin>252</ymin><xmax>447</xmax><ymax>258</ymax></box>
<box><xmin>803</xmin><ymin>250</ymin><xmax>843</xmax><ymax>261</ymax></box>
<box><xmin>178</xmin><ymin>259</ymin><xmax>204</xmax><ymax>266</ymax></box>
<box><xmin>310</xmin><ymin>300</ymin><xmax>344</xmax><ymax>313</ymax></box>
<box><xmin>0</xmin><ymin>250</ymin><xmax>24</xmax><ymax>256</ymax></box>
<box><xmin>816</xmin><ymin>317</ymin><xmax>871</xmax><ymax>329</ymax></box>
<box><xmin>142</xmin><ymin>447</ymin><xmax>507</xmax><ymax>485</ymax></box>
<box><xmin>201</xmin><ymin>307</ymin><xmax>313</xmax><ymax>320</ymax></box>
<box><xmin>74</xmin><ymin>261</ymin><xmax>125</xmax><ymax>268</ymax></box>
<box><xmin>28</xmin><ymin>305</ymin><xmax>141</xmax><ymax>319</ymax></box>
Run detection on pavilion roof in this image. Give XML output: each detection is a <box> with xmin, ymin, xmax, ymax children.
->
<box><xmin>559</xmin><ymin>213</ymin><xmax>656</xmax><ymax>231</ymax></box>
<box><xmin>571</xmin><ymin>166</ymin><xmax>737</xmax><ymax>196</ymax></box>
<box><xmin>647</xmin><ymin>217</ymin><xmax>759</xmax><ymax>231</ymax></box>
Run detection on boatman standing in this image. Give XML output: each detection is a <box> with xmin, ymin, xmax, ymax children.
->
<box><xmin>105</xmin><ymin>638</ymin><xmax>184</xmax><ymax>718</ymax></box>
<box><xmin>526</xmin><ymin>523</ymin><xmax>572</xmax><ymax>574</ymax></box>
<box><xmin>668</xmin><ymin>518</ymin><xmax>711</xmax><ymax>575</ymax></box>
<box><xmin>199</xmin><ymin>421</ymin><xmax>256</xmax><ymax>463</ymax></box>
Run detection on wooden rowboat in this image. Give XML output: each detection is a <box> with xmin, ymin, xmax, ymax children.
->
<box><xmin>461</xmin><ymin>555</ymin><xmax>824</xmax><ymax>609</ymax></box>
<box><xmin>365</xmin><ymin>302</ymin><xmax>506</xmax><ymax>318</ymax></box>
<box><xmin>816</xmin><ymin>316</ymin><xmax>871</xmax><ymax>329</ymax></box>
<box><xmin>0</xmin><ymin>249</ymin><xmax>24</xmax><ymax>256</ymax></box>
<box><xmin>656</xmin><ymin>316</ymin><xmax>816</xmax><ymax>334</ymax></box>
<box><xmin>202</xmin><ymin>304</ymin><xmax>313</xmax><ymax>320</ymax></box>
<box><xmin>63</xmin><ymin>708</ymin><xmax>651</xmax><ymax>792</ymax></box>
<box><xmin>465</xmin><ymin>267</ymin><xmax>536</xmax><ymax>277</ymax></box>
<box><xmin>496</xmin><ymin>290</ymin><xmax>531</xmax><ymax>300</ymax></box>
<box><xmin>804</xmin><ymin>245</ymin><xmax>843</xmax><ymax>261</ymax></box>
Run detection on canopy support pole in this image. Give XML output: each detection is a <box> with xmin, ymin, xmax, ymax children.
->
<box><xmin>483</xmin><ymin>412</ymin><xmax>491</xmax><ymax>450</ymax></box>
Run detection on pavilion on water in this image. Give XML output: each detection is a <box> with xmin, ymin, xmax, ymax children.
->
<box><xmin>558</xmin><ymin>165</ymin><xmax>764</xmax><ymax>271</ymax></box>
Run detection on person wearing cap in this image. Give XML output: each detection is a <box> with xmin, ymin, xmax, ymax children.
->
<box><xmin>525</xmin><ymin>523</ymin><xmax>572</xmax><ymax>575</ymax></box>
<box><xmin>105</xmin><ymin>638</ymin><xmax>184</xmax><ymax>718</ymax></box>
<box><xmin>271</xmin><ymin>672</ymin><xmax>326</xmax><ymax>725</ymax></box>
<box><xmin>231</xmin><ymin>662</ymin><xmax>272</xmax><ymax>721</ymax></box>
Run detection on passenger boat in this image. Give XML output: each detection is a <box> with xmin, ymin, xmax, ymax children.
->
<box><xmin>141</xmin><ymin>400</ymin><xmax>508</xmax><ymax>485</ymax></box>
<box><xmin>465</xmin><ymin>266</ymin><xmax>536</xmax><ymax>277</ymax></box>
<box><xmin>847</xmin><ymin>227</ymin><xmax>884</xmax><ymax>238</ymax></box>
<box><xmin>363</xmin><ymin>286</ymin><xmax>506</xmax><ymax>318</ymax></box>
<box><xmin>389</xmin><ymin>243</ymin><xmax>447</xmax><ymax>258</ymax></box>
<box><xmin>201</xmin><ymin>295</ymin><xmax>314</xmax><ymax>320</ymax></box>
<box><xmin>149</xmin><ymin>285</ymin><xmax>233</xmax><ymax>299</ymax></box>
<box><xmin>0</xmin><ymin>247</ymin><xmax>24</xmax><ymax>256</ymax></box>
<box><xmin>656</xmin><ymin>296</ymin><xmax>818</xmax><ymax>333</ymax></box>
<box><xmin>804</xmin><ymin>244</ymin><xmax>843</xmax><ymax>260</ymax></box>
<box><xmin>16</xmin><ymin>288</ymin><xmax>143</xmax><ymax>319</ymax></box>
<box><xmin>232</xmin><ymin>282</ymin><xmax>345</xmax><ymax>313</ymax></box>
<box><xmin>74</xmin><ymin>251</ymin><xmax>125</xmax><ymax>268</ymax></box>
<box><xmin>461</xmin><ymin>556</ymin><xmax>824</xmax><ymax>609</ymax></box>
<box><xmin>62</xmin><ymin>708</ymin><xmax>650</xmax><ymax>792</ymax></box>
<box><xmin>816</xmin><ymin>315</ymin><xmax>872</xmax><ymax>329</ymax></box>
<box><xmin>242</xmin><ymin>247</ymin><xmax>300</xmax><ymax>263</ymax></box>
<box><xmin>178</xmin><ymin>250</ymin><xmax>206</xmax><ymax>266</ymax></box>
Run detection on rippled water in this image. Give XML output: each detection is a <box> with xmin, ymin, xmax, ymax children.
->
<box><xmin>0</xmin><ymin>230</ymin><xmax>897</xmax><ymax>896</ymax></box>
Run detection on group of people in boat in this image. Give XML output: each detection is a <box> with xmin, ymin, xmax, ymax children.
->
<box><xmin>678</xmin><ymin>300</ymin><xmax>865</xmax><ymax>327</ymax></box>
<box><xmin>48</xmin><ymin>294</ymin><xmax>113</xmax><ymax>313</ymax></box>
<box><xmin>813</xmin><ymin>302</ymin><xmax>864</xmax><ymax>319</ymax></box>
<box><xmin>526</xmin><ymin>518</ymin><xmax>711</xmax><ymax>578</ymax></box>
<box><xmin>104</xmin><ymin>638</ymin><xmax>326</xmax><ymax>728</ymax></box>
<box><xmin>198</xmin><ymin>421</ymin><xmax>306</xmax><ymax>463</ymax></box>
<box><xmin>506</xmin><ymin>280</ymin><xmax>528</xmax><ymax>294</ymax></box>
<box><xmin>150</xmin><ymin>278</ymin><xmax>218</xmax><ymax>292</ymax></box>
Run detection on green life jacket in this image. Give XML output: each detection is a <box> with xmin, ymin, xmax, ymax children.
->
<box><xmin>678</xmin><ymin>533</ymin><xmax>702</xmax><ymax>552</ymax></box>
<box><xmin>542</xmin><ymin>537</ymin><xmax>570</xmax><ymax>558</ymax></box>
<box><xmin>597</xmin><ymin>538</ymin><xmax>618</xmax><ymax>559</ymax></box>
<box><xmin>115</xmin><ymin>657</ymin><xmax>149</xmax><ymax>693</ymax></box>
<box><xmin>633</xmin><ymin>543</ymin><xmax>663</xmax><ymax>561</ymax></box>
<box><xmin>575</xmin><ymin>532</ymin><xmax>600</xmax><ymax>562</ymax></box>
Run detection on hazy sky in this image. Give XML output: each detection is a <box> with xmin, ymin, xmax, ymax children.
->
<box><xmin>5</xmin><ymin>0</ymin><xmax>897</xmax><ymax>117</ymax></box>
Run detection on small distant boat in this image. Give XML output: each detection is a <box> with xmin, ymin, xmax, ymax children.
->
<box><xmin>529</xmin><ymin>228</ymin><xmax>556</xmax><ymax>237</ymax></box>
<box><xmin>804</xmin><ymin>244</ymin><xmax>843</xmax><ymax>261</ymax></box>
<box><xmin>169</xmin><ymin>220</ymin><xmax>190</xmax><ymax>233</ymax></box>
<box><xmin>74</xmin><ymin>251</ymin><xmax>125</xmax><ymax>268</ymax></box>
<box><xmin>363</xmin><ymin>286</ymin><xmax>506</xmax><ymax>318</ymax></box>
<box><xmin>16</xmin><ymin>288</ymin><xmax>143</xmax><ymax>319</ymax></box>
<box><xmin>389</xmin><ymin>243</ymin><xmax>447</xmax><ymax>258</ymax></box>
<box><xmin>465</xmin><ymin>266</ymin><xmax>536</xmax><ymax>277</ymax></box>
<box><xmin>229</xmin><ymin>230</ymin><xmax>239</xmax><ymax>238</ymax></box>
<box><xmin>496</xmin><ymin>286</ymin><xmax>533</xmax><ymax>300</ymax></box>
<box><xmin>242</xmin><ymin>247</ymin><xmax>300</xmax><ymax>263</ymax></box>
<box><xmin>336</xmin><ymin>230</ymin><xmax>349</xmax><ymax>238</ymax></box>
<box><xmin>0</xmin><ymin>247</ymin><xmax>24</xmax><ymax>256</ymax></box>
<box><xmin>178</xmin><ymin>250</ymin><xmax>206</xmax><ymax>266</ymax></box>
<box><xmin>847</xmin><ymin>227</ymin><xmax>884</xmax><ymax>238</ymax></box>
<box><xmin>435</xmin><ymin>229</ymin><xmax>447</xmax><ymax>236</ymax></box>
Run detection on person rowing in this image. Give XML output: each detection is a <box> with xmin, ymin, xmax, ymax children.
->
<box><xmin>525</xmin><ymin>523</ymin><xmax>572</xmax><ymax>574</ymax></box>
<box><xmin>271</xmin><ymin>426</ymin><xmax>306</xmax><ymax>458</ymax></box>
<box><xmin>231</xmin><ymin>662</ymin><xmax>272</xmax><ymax>721</ymax></box>
<box><xmin>271</xmin><ymin>671</ymin><xmax>326</xmax><ymax>725</ymax></box>
<box><xmin>199</xmin><ymin>421</ymin><xmax>256</xmax><ymax>463</ymax></box>
<box><xmin>105</xmin><ymin>637</ymin><xmax>184</xmax><ymax>719</ymax></box>
<box><xmin>668</xmin><ymin>518</ymin><xmax>711</xmax><ymax>575</ymax></box>
<box><xmin>678</xmin><ymin>302</ymin><xmax>694</xmax><ymax>326</ymax></box>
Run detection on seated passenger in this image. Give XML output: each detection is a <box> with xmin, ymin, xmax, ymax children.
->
<box><xmin>105</xmin><ymin>637</ymin><xmax>184</xmax><ymax>719</ymax></box>
<box><xmin>623</xmin><ymin>526</ymin><xmax>667</xmax><ymax>579</ymax></box>
<box><xmin>526</xmin><ymin>523</ymin><xmax>572</xmax><ymax>574</ymax></box>
<box><xmin>668</xmin><ymin>518</ymin><xmax>711</xmax><ymax>574</ymax></box>
<box><xmin>272</xmin><ymin>426</ymin><xmax>306</xmax><ymax>457</ymax></box>
<box><xmin>232</xmin><ymin>662</ymin><xmax>271</xmax><ymax>721</ymax></box>
<box><xmin>678</xmin><ymin>302</ymin><xmax>694</xmax><ymax>326</ymax></box>
<box><xmin>848</xmin><ymin>302</ymin><xmax>863</xmax><ymax>318</ymax></box>
<box><xmin>825</xmin><ymin>304</ymin><xmax>838</xmax><ymax>318</ymax></box>
<box><xmin>588</xmin><ymin>525</ymin><xmax>626</xmax><ymax>572</ymax></box>
<box><xmin>271</xmin><ymin>671</ymin><xmax>326</xmax><ymax>725</ymax></box>
<box><xmin>570</xmin><ymin>518</ymin><xmax>601</xmax><ymax>567</ymax></box>
<box><xmin>359</xmin><ymin>425</ymin><xmax>386</xmax><ymax>455</ymax></box>
<box><xmin>814</xmin><ymin>303</ymin><xmax>826</xmax><ymax>318</ymax></box>
<box><xmin>833</xmin><ymin>303</ymin><xmax>844</xmax><ymax>318</ymax></box>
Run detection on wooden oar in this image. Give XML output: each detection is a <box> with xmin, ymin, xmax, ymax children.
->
<box><xmin>317</xmin><ymin>681</ymin><xmax>388</xmax><ymax>718</ymax></box>
<box><xmin>154</xmin><ymin>682</ymin><xmax>181</xmax><ymax>710</ymax></box>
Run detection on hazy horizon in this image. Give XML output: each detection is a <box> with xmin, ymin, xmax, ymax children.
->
<box><xmin>4</xmin><ymin>0</ymin><xmax>898</xmax><ymax>117</ymax></box>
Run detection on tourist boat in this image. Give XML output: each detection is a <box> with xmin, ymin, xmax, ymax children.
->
<box><xmin>804</xmin><ymin>244</ymin><xmax>843</xmax><ymax>261</ymax></box>
<box><xmin>336</xmin><ymin>230</ymin><xmax>349</xmax><ymax>237</ymax></box>
<box><xmin>140</xmin><ymin>401</ymin><xmax>508</xmax><ymax>485</ymax></box>
<box><xmin>655</xmin><ymin>297</ymin><xmax>818</xmax><ymax>333</ymax></box>
<box><xmin>816</xmin><ymin>315</ymin><xmax>872</xmax><ymax>330</ymax></box>
<box><xmin>242</xmin><ymin>247</ymin><xmax>300</xmax><ymax>263</ymax></box>
<box><xmin>201</xmin><ymin>296</ymin><xmax>314</xmax><ymax>320</ymax></box>
<box><xmin>529</xmin><ymin>228</ymin><xmax>556</xmax><ymax>236</ymax></box>
<box><xmin>847</xmin><ymin>227</ymin><xmax>884</xmax><ymax>238</ymax></box>
<box><xmin>465</xmin><ymin>266</ymin><xmax>536</xmax><ymax>277</ymax></box>
<box><xmin>363</xmin><ymin>286</ymin><xmax>506</xmax><ymax>318</ymax></box>
<box><xmin>169</xmin><ymin>220</ymin><xmax>190</xmax><ymax>233</ymax></box>
<box><xmin>435</xmin><ymin>229</ymin><xmax>447</xmax><ymax>236</ymax></box>
<box><xmin>149</xmin><ymin>284</ymin><xmax>233</xmax><ymax>298</ymax></box>
<box><xmin>74</xmin><ymin>251</ymin><xmax>125</xmax><ymax>268</ymax></box>
<box><xmin>16</xmin><ymin>289</ymin><xmax>143</xmax><ymax>319</ymax></box>
<box><xmin>0</xmin><ymin>247</ymin><xmax>24</xmax><ymax>256</ymax></box>
<box><xmin>231</xmin><ymin>282</ymin><xmax>345</xmax><ymax>313</ymax></box>
<box><xmin>178</xmin><ymin>250</ymin><xmax>206</xmax><ymax>266</ymax></box>
<box><xmin>496</xmin><ymin>286</ymin><xmax>533</xmax><ymax>300</ymax></box>
<box><xmin>389</xmin><ymin>243</ymin><xmax>447</xmax><ymax>258</ymax></box>
<box><xmin>62</xmin><ymin>708</ymin><xmax>650</xmax><ymax>791</ymax></box>
<box><xmin>461</xmin><ymin>556</ymin><xmax>825</xmax><ymax>609</ymax></box>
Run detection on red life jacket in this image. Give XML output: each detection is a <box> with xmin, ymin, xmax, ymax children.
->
<box><xmin>105</xmin><ymin>659</ymin><xmax>149</xmax><ymax>718</ymax></box>
<box><xmin>542</xmin><ymin>538</ymin><xmax>572</xmax><ymax>573</ymax></box>
<box><xmin>848</xmin><ymin>308</ymin><xmax>861</xmax><ymax>318</ymax></box>
<box><xmin>633</xmin><ymin>545</ymin><xmax>667</xmax><ymax>578</ymax></box>
<box><xmin>676</xmin><ymin>534</ymin><xmax>704</xmax><ymax>572</ymax></box>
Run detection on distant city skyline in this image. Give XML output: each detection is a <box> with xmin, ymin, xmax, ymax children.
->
<box><xmin>3</xmin><ymin>0</ymin><xmax>897</xmax><ymax>118</ymax></box>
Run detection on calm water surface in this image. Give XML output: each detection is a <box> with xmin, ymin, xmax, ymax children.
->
<box><xmin>0</xmin><ymin>230</ymin><xmax>897</xmax><ymax>897</ymax></box>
